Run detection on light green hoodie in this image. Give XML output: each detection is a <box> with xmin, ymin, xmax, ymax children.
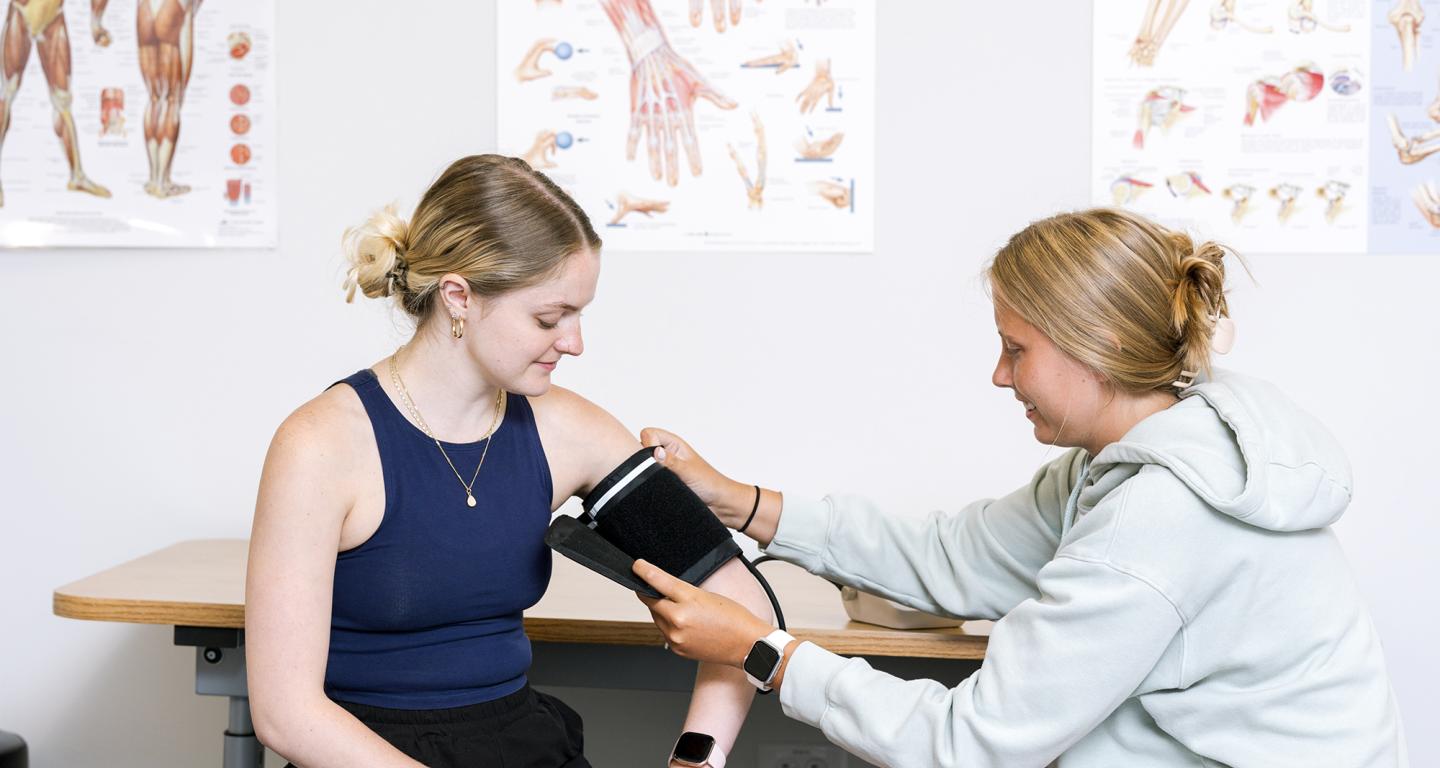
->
<box><xmin>764</xmin><ymin>370</ymin><xmax>1407</xmax><ymax>767</ymax></box>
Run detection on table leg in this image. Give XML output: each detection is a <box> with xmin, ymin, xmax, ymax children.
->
<box><xmin>177</xmin><ymin>627</ymin><xmax>263</xmax><ymax>768</ymax></box>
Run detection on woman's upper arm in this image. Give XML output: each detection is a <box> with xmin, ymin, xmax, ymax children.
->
<box><xmin>245</xmin><ymin>396</ymin><xmax>357</xmax><ymax>712</ymax></box>
<box><xmin>531</xmin><ymin>386</ymin><xmax>643</xmax><ymax>508</ymax></box>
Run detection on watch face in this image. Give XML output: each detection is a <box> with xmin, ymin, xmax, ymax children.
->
<box><xmin>672</xmin><ymin>731</ymin><xmax>715</xmax><ymax>763</ymax></box>
<box><xmin>744</xmin><ymin>639</ymin><xmax>782</xmax><ymax>683</ymax></box>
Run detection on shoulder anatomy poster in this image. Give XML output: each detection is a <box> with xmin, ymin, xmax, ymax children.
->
<box><xmin>498</xmin><ymin>0</ymin><xmax>874</xmax><ymax>253</ymax></box>
<box><xmin>0</xmin><ymin>0</ymin><xmax>275</xmax><ymax>248</ymax></box>
<box><xmin>1093</xmin><ymin>0</ymin><xmax>1440</xmax><ymax>255</ymax></box>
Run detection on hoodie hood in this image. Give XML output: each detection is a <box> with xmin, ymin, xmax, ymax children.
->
<box><xmin>1089</xmin><ymin>370</ymin><xmax>1352</xmax><ymax>532</ymax></box>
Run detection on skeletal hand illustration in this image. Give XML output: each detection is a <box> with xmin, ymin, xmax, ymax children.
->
<box><xmin>1387</xmin><ymin>113</ymin><xmax>1440</xmax><ymax>165</ymax></box>
<box><xmin>728</xmin><ymin>111</ymin><xmax>766</xmax><ymax>209</ymax></box>
<box><xmin>1414</xmin><ymin>182</ymin><xmax>1440</xmax><ymax>227</ymax></box>
<box><xmin>690</xmin><ymin>0</ymin><xmax>743</xmax><ymax>32</ymax></box>
<box><xmin>608</xmin><ymin>191</ymin><xmax>670</xmax><ymax>224</ymax></box>
<box><xmin>552</xmin><ymin>85</ymin><xmax>599</xmax><ymax>100</ymax></box>
<box><xmin>1131</xmin><ymin>0</ymin><xmax>1191</xmax><ymax>67</ymax></box>
<box><xmin>743</xmin><ymin>40</ymin><xmax>799</xmax><ymax>74</ymax></box>
<box><xmin>813</xmin><ymin>179</ymin><xmax>850</xmax><ymax>208</ymax></box>
<box><xmin>1388</xmin><ymin>0</ymin><xmax>1424</xmax><ymax>71</ymax></box>
<box><xmin>516</xmin><ymin>38</ymin><xmax>559</xmax><ymax>82</ymax></box>
<box><xmin>1288</xmin><ymin>0</ymin><xmax>1350</xmax><ymax>33</ymax></box>
<box><xmin>1210</xmin><ymin>0</ymin><xmax>1272</xmax><ymax>33</ymax></box>
<box><xmin>601</xmin><ymin>0</ymin><xmax>737</xmax><ymax>186</ymax></box>
<box><xmin>795</xmin><ymin>131</ymin><xmax>843</xmax><ymax>159</ymax></box>
<box><xmin>796</xmin><ymin>59</ymin><xmax>835</xmax><ymax>114</ymax></box>
<box><xmin>523</xmin><ymin>130</ymin><xmax>559</xmax><ymax>169</ymax></box>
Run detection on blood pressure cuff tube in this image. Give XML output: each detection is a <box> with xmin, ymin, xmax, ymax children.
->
<box><xmin>545</xmin><ymin>448</ymin><xmax>741</xmax><ymax>597</ymax></box>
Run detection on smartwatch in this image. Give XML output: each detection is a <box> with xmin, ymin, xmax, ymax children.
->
<box><xmin>743</xmin><ymin>629</ymin><xmax>797</xmax><ymax>692</ymax></box>
<box><xmin>670</xmin><ymin>731</ymin><xmax>726</xmax><ymax>767</ymax></box>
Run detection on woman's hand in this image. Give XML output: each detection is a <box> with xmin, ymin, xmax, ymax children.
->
<box><xmin>633</xmin><ymin>559</ymin><xmax>772</xmax><ymax>667</ymax></box>
<box><xmin>640</xmin><ymin>427</ymin><xmax>751</xmax><ymax>526</ymax></box>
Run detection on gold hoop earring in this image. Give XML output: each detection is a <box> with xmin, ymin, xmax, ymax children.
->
<box><xmin>451</xmin><ymin>315</ymin><xmax>465</xmax><ymax>340</ymax></box>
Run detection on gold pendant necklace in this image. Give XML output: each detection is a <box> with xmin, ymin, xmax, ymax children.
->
<box><xmin>389</xmin><ymin>347</ymin><xmax>506</xmax><ymax>508</ymax></box>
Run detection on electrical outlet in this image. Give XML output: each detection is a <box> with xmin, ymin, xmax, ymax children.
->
<box><xmin>757</xmin><ymin>743</ymin><xmax>847</xmax><ymax>768</ymax></box>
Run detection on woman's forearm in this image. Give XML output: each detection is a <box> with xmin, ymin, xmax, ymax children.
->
<box><xmin>714</xmin><ymin>485</ymin><xmax>784</xmax><ymax>548</ymax></box>
<box><xmin>669</xmin><ymin>556</ymin><xmax>777</xmax><ymax>760</ymax></box>
<box><xmin>254</xmin><ymin>694</ymin><xmax>425</xmax><ymax>768</ymax></box>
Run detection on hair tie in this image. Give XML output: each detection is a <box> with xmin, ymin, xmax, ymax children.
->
<box><xmin>1172</xmin><ymin>370</ymin><xmax>1198</xmax><ymax>390</ymax></box>
<box><xmin>386</xmin><ymin>253</ymin><xmax>410</xmax><ymax>294</ymax></box>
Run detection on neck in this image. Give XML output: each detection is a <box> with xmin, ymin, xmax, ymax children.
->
<box><xmin>1081</xmin><ymin>389</ymin><xmax>1178</xmax><ymax>457</ymax></box>
<box><xmin>387</xmin><ymin>325</ymin><xmax>503</xmax><ymax>442</ymax></box>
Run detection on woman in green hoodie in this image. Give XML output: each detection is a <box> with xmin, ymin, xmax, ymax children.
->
<box><xmin>632</xmin><ymin>208</ymin><xmax>1407</xmax><ymax>768</ymax></box>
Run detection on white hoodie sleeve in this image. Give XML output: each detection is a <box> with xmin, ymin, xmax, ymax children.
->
<box><xmin>778</xmin><ymin>555</ymin><xmax>1185</xmax><ymax>768</ymax></box>
<box><xmin>762</xmin><ymin>449</ymin><xmax>1085</xmax><ymax>619</ymax></box>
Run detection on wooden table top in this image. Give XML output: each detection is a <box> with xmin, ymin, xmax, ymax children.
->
<box><xmin>53</xmin><ymin>539</ymin><xmax>989</xmax><ymax>660</ymax></box>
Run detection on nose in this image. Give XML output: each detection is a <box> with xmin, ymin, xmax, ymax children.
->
<box><xmin>992</xmin><ymin>352</ymin><xmax>1012</xmax><ymax>389</ymax></box>
<box><xmin>556</xmin><ymin>321</ymin><xmax>584</xmax><ymax>357</ymax></box>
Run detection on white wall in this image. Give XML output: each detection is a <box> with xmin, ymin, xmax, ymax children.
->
<box><xmin>2</xmin><ymin>1</ymin><xmax>1436</xmax><ymax>766</ymax></box>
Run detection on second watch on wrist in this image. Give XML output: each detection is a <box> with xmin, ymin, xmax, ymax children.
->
<box><xmin>671</xmin><ymin>731</ymin><xmax>726</xmax><ymax>767</ymax></box>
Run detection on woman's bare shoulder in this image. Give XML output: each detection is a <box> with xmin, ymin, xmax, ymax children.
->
<box><xmin>263</xmin><ymin>380</ymin><xmax>374</xmax><ymax>481</ymax></box>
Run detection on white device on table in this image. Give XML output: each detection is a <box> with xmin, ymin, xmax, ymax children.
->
<box><xmin>839</xmin><ymin>586</ymin><xmax>963</xmax><ymax>630</ymax></box>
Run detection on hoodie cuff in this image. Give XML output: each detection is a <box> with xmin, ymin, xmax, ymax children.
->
<box><xmin>760</xmin><ymin>496</ymin><xmax>832</xmax><ymax>571</ymax></box>
<box><xmin>777</xmin><ymin>641</ymin><xmax>850</xmax><ymax>727</ymax></box>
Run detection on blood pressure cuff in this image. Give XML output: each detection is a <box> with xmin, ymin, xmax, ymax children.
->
<box><xmin>545</xmin><ymin>448</ymin><xmax>741</xmax><ymax>598</ymax></box>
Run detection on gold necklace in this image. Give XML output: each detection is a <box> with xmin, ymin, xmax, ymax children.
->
<box><xmin>388</xmin><ymin>348</ymin><xmax>507</xmax><ymax>508</ymax></box>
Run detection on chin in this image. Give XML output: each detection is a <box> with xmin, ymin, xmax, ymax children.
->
<box><xmin>508</xmin><ymin>373</ymin><xmax>553</xmax><ymax>398</ymax></box>
<box><xmin>1032</xmin><ymin>424</ymin><xmax>1059</xmax><ymax>445</ymax></box>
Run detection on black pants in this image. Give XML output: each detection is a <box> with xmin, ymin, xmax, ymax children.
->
<box><xmin>284</xmin><ymin>685</ymin><xmax>589</xmax><ymax>768</ymax></box>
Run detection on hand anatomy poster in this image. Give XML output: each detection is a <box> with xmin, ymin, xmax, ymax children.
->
<box><xmin>497</xmin><ymin>0</ymin><xmax>875</xmax><ymax>253</ymax></box>
<box><xmin>1093</xmin><ymin>0</ymin><xmax>1440</xmax><ymax>255</ymax></box>
<box><xmin>0</xmin><ymin>0</ymin><xmax>276</xmax><ymax>248</ymax></box>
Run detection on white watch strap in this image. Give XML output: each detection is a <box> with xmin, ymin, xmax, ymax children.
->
<box><xmin>764</xmin><ymin>629</ymin><xmax>796</xmax><ymax>651</ymax></box>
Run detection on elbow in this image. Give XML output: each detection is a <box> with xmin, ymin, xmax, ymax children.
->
<box><xmin>248</xmin><ymin>676</ymin><xmax>317</xmax><ymax>759</ymax></box>
<box><xmin>250</xmin><ymin>698</ymin><xmax>292</xmax><ymax>758</ymax></box>
<box><xmin>249</xmin><ymin>689</ymin><xmax>298</xmax><ymax>758</ymax></box>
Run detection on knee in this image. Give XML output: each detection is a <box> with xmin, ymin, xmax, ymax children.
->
<box><xmin>48</xmin><ymin>86</ymin><xmax>72</xmax><ymax>113</ymax></box>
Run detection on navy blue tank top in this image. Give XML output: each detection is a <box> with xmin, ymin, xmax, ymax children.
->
<box><xmin>323</xmin><ymin>368</ymin><xmax>554</xmax><ymax>709</ymax></box>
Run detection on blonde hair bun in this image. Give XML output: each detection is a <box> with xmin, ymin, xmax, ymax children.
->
<box><xmin>1171</xmin><ymin>238</ymin><xmax>1230</xmax><ymax>372</ymax></box>
<box><xmin>341</xmin><ymin>203</ymin><xmax>410</xmax><ymax>303</ymax></box>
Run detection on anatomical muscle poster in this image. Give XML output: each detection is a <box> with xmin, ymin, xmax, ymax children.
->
<box><xmin>1093</xmin><ymin>0</ymin><xmax>1440</xmax><ymax>255</ymax></box>
<box><xmin>0</xmin><ymin>0</ymin><xmax>276</xmax><ymax>248</ymax></box>
<box><xmin>497</xmin><ymin>0</ymin><xmax>875</xmax><ymax>253</ymax></box>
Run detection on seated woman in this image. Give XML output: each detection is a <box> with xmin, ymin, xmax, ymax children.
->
<box><xmin>245</xmin><ymin>154</ymin><xmax>769</xmax><ymax>768</ymax></box>
<box><xmin>633</xmin><ymin>207</ymin><xmax>1407</xmax><ymax>767</ymax></box>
